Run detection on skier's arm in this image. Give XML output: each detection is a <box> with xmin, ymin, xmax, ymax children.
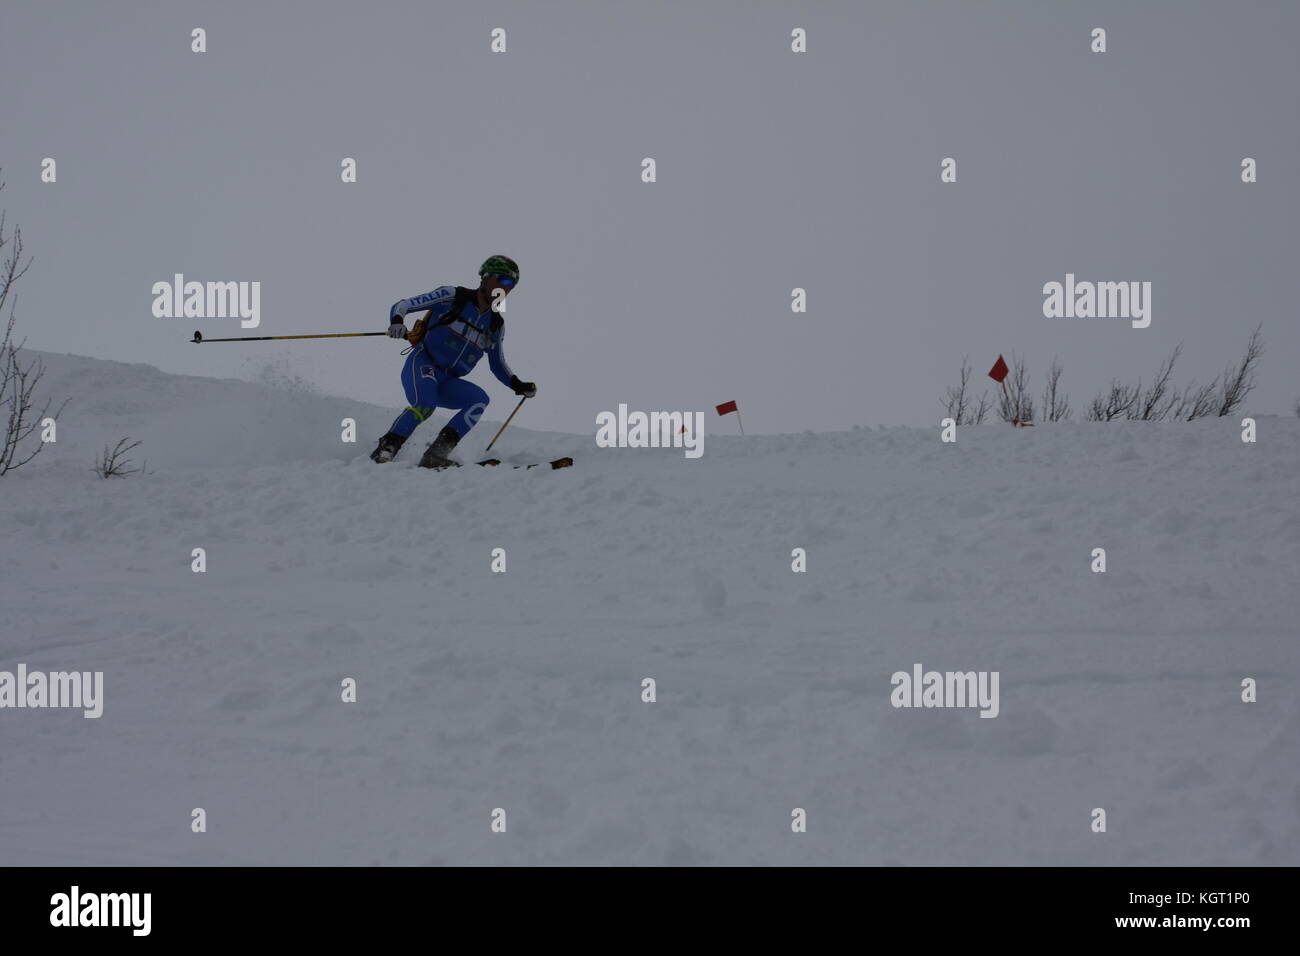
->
<box><xmin>487</xmin><ymin>324</ymin><xmax>516</xmax><ymax>387</ymax></box>
<box><xmin>489</xmin><ymin>325</ymin><xmax>537</xmax><ymax>397</ymax></box>
<box><xmin>389</xmin><ymin>286</ymin><xmax>456</xmax><ymax>324</ymax></box>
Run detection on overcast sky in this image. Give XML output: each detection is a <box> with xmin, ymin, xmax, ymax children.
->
<box><xmin>3</xmin><ymin>0</ymin><xmax>1296</xmax><ymax>434</ymax></box>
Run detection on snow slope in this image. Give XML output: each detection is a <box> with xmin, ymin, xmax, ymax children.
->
<box><xmin>1</xmin><ymin>352</ymin><xmax>1297</xmax><ymax>866</ymax></box>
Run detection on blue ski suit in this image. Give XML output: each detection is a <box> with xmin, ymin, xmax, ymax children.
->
<box><xmin>386</xmin><ymin>285</ymin><xmax>517</xmax><ymax>440</ymax></box>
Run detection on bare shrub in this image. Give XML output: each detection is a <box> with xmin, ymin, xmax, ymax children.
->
<box><xmin>93</xmin><ymin>438</ymin><xmax>146</xmax><ymax>478</ymax></box>
<box><xmin>1</xmin><ymin>173</ymin><xmax>66</xmax><ymax>475</ymax></box>
<box><xmin>946</xmin><ymin>328</ymin><xmax>1266</xmax><ymax>428</ymax></box>
<box><xmin>996</xmin><ymin>353</ymin><xmax>1034</xmax><ymax>424</ymax></box>
<box><xmin>1086</xmin><ymin>380</ymin><xmax>1138</xmax><ymax>421</ymax></box>
<box><xmin>941</xmin><ymin>356</ymin><xmax>991</xmax><ymax>425</ymax></box>
<box><xmin>1040</xmin><ymin>357</ymin><xmax>1071</xmax><ymax>422</ymax></box>
<box><xmin>1214</xmin><ymin>324</ymin><xmax>1264</xmax><ymax>417</ymax></box>
<box><xmin>1130</xmin><ymin>345</ymin><xmax>1180</xmax><ymax>421</ymax></box>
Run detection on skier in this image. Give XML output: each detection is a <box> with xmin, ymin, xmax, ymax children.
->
<box><xmin>370</xmin><ymin>255</ymin><xmax>537</xmax><ymax>468</ymax></box>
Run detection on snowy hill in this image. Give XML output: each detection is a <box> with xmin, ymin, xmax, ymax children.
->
<box><xmin>1</xmin><ymin>352</ymin><xmax>1297</xmax><ymax>865</ymax></box>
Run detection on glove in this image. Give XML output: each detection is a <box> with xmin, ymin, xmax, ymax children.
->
<box><xmin>387</xmin><ymin>321</ymin><xmax>408</xmax><ymax>339</ymax></box>
<box><xmin>509</xmin><ymin>375</ymin><xmax>537</xmax><ymax>398</ymax></box>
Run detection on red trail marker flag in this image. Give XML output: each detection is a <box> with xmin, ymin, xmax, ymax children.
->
<box><xmin>988</xmin><ymin>354</ymin><xmax>1033</xmax><ymax>426</ymax></box>
<box><xmin>715</xmin><ymin>400</ymin><xmax>744</xmax><ymax>435</ymax></box>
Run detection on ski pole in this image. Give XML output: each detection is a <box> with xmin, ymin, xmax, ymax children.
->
<box><xmin>484</xmin><ymin>397</ymin><xmax>527</xmax><ymax>453</ymax></box>
<box><xmin>190</xmin><ymin>330</ymin><xmax>388</xmax><ymax>344</ymax></box>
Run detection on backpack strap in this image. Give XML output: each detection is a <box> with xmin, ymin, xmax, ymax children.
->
<box><xmin>441</xmin><ymin>287</ymin><xmax>504</xmax><ymax>347</ymax></box>
<box><xmin>405</xmin><ymin>286</ymin><xmax>477</xmax><ymax>348</ymax></box>
<box><xmin>433</xmin><ymin>287</ymin><xmax>478</xmax><ymax>328</ymax></box>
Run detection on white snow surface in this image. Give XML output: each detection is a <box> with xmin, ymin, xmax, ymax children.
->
<box><xmin>1</xmin><ymin>352</ymin><xmax>1297</xmax><ymax>866</ymax></box>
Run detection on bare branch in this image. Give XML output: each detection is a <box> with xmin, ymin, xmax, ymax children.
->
<box><xmin>1</xmin><ymin>171</ymin><xmax>66</xmax><ymax>475</ymax></box>
<box><xmin>1172</xmin><ymin>379</ymin><xmax>1219</xmax><ymax>421</ymax></box>
<box><xmin>1216</xmin><ymin>324</ymin><xmax>1264</xmax><ymax>417</ymax></box>
<box><xmin>1087</xmin><ymin>379</ymin><xmax>1138</xmax><ymax>421</ymax></box>
<box><xmin>1128</xmin><ymin>345</ymin><xmax>1182</xmax><ymax>421</ymax></box>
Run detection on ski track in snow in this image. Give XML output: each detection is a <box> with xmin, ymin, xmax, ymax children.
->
<box><xmin>1</xmin><ymin>352</ymin><xmax>1298</xmax><ymax>865</ymax></box>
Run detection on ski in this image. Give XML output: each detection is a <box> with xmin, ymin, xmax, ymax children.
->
<box><xmin>476</xmin><ymin>457</ymin><xmax>574</xmax><ymax>470</ymax></box>
<box><xmin>410</xmin><ymin>456</ymin><xmax>572</xmax><ymax>471</ymax></box>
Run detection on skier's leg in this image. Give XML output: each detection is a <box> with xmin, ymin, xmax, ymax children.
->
<box><xmin>392</xmin><ymin>353</ymin><xmax>442</xmax><ymax>438</ymax></box>
<box><xmin>437</xmin><ymin>378</ymin><xmax>491</xmax><ymax>439</ymax></box>
<box><xmin>416</xmin><ymin>378</ymin><xmax>488</xmax><ymax>469</ymax></box>
<box><xmin>372</xmin><ymin>352</ymin><xmax>441</xmax><ymax>462</ymax></box>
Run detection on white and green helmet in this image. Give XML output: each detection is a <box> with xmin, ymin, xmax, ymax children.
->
<box><xmin>479</xmin><ymin>255</ymin><xmax>520</xmax><ymax>282</ymax></box>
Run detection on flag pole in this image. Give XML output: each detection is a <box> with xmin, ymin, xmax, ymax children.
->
<box><xmin>715</xmin><ymin>401</ymin><xmax>743</xmax><ymax>434</ymax></box>
<box><xmin>989</xmin><ymin>354</ymin><xmax>1021</xmax><ymax>426</ymax></box>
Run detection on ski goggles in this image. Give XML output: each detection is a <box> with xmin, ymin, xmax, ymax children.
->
<box><xmin>487</xmin><ymin>274</ymin><xmax>517</xmax><ymax>288</ymax></box>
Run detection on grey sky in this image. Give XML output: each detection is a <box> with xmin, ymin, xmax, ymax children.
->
<box><xmin>4</xmin><ymin>0</ymin><xmax>1296</xmax><ymax>433</ymax></box>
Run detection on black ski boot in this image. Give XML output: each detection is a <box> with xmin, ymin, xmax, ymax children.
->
<box><xmin>369</xmin><ymin>432</ymin><xmax>407</xmax><ymax>463</ymax></box>
<box><xmin>418</xmin><ymin>425</ymin><xmax>463</xmax><ymax>469</ymax></box>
